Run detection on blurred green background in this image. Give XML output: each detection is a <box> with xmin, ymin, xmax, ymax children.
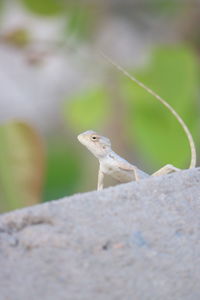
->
<box><xmin>0</xmin><ymin>0</ymin><xmax>199</xmax><ymax>212</ymax></box>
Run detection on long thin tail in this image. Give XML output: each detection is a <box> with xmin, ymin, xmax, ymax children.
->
<box><xmin>100</xmin><ymin>51</ymin><xmax>196</xmax><ymax>168</ymax></box>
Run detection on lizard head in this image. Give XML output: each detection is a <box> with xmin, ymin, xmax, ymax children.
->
<box><xmin>77</xmin><ymin>130</ymin><xmax>111</xmax><ymax>159</ymax></box>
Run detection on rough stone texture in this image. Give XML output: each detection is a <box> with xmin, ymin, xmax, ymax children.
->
<box><xmin>0</xmin><ymin>168</ymin><xmax>200</xmax><ymax>300</ymax></box>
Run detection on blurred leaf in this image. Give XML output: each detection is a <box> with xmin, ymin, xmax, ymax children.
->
<box><xmin>2</xmin><ymin>28</ymin><xmax>30</xmax><ymax>48</ymax></box>
<box><xmin>43</xmin><ymin>141</ymin><xmax>81</xmax><ymax>201</ymax></box>
<box><xmin>0</xmin><ymin>121</ymin><xmax>44</xmax><ymax>212</ymax></box>
<box><xmin>63</xmin><ymin>87</ymin><xmax>110</xmax><ymax>131</ymax></box>
<box><xmin>21</xmin><ymin>0</ymin><xmax>63</xmax><ymax>16</ymax></box>
<box><xmin>122</xmin><ymin>46</ymin><xmax>199</xmax><ymax>169</ymax></box>
<box><xmin>66</xmin><ymin>5</ymin><xmax>93</xmax><ymax>40</ymax></box>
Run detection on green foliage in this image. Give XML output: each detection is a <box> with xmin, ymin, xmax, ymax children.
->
<box><xmin>122</xmin><ymin>46</ymin><xmax>199</xmax><ymax>169</ymax></box>
<box><xmin>0</xmin><ymin>121</ymin><xmax>44</xmax><ymax>212</ymax></box>
<box><xmin>21</xmin><ymin>0</ymin><xmax>64</xmax><ymax>16</ymax></box>
<box><xmin>64</xmin><ymin>87</ymin><xmax>110</xmax><ymax>131</ymax></box>
<box><xmin>43</xmin><ymin>141</ymin><xmax>81</xmax><ymax>201</ymax></box>
<box><xmin>66</xmin><ymin>5</ymin><xmax>93</xmax><ymax>40</ymax></box>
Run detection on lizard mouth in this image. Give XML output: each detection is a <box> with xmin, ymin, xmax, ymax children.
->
<box><xmin>77</xmin><ymin>134</ymin><xmax>83</xmax><ymax>143</ymax></box>
<box><xmin>77</xmin><ymin>133</ymin><xmax>89</xmax><ymax>145</ymax></box>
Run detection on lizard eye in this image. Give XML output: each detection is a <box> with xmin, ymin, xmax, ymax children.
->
<box><xmin>91</xmin><ymin>135</ymin><xmax>97</xmax><ymax>140</ymax></box>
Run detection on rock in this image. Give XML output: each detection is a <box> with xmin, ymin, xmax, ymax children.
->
<box><xmin>0</xmin><ymin>168</ymin><xmax>200</xmax><ymax>300</ymax></box>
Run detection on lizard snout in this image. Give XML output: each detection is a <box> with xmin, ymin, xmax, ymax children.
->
<box><xmin>77</xmin><ymin>133</ymin><xmax>84</xmax><ymax>144</ymax></box>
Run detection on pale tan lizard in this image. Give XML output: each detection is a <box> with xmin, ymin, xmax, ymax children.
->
<box><xmin>77</xmin><ymin>55</ymin><xmax>196</xmax><ymax>191</ymax></box>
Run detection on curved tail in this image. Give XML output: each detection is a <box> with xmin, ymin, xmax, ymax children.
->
<box><xmin>101</xmin><ymin>52</ymin><xmax>196</xmax><ymax>168</ymax></box>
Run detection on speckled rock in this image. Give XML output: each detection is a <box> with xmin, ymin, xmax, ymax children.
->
<box><xmin>0</xmin><ymin>168</ymin><xmax>200</xmax><ymax>300</ymax></box>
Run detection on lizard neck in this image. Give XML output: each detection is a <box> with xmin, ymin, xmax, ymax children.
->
<box><xmin>98</xmin><ymin>149</ymin><xmax>115</xmax><ymax>161</ymax></box>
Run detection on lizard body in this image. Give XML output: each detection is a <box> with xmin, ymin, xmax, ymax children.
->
<box><xmin>78</xmin><ymin>130</ymin><xmax>166</xmax><ymax>190</ymax></box>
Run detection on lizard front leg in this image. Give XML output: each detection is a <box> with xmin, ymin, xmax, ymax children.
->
<box><xmin>97</xmin><ymin>168</ymin><xmax>104</xmax><ymax>190</ymax></box>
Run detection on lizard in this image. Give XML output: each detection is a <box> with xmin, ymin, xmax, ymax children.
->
<box><xmin>77</xmin><ymin>55</ymin><xmax>196</xmax><ymax>191</ymax></box>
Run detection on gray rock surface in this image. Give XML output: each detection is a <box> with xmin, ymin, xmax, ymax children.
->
<box><xmin>0</xmin><ymin>168</ymin><xmax>200</xmax><ymax>300</ymax></box>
